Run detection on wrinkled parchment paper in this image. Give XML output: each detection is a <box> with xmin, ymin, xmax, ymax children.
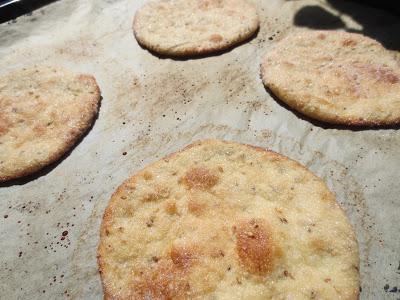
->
<box><xmin>1</xmin><ymin>0</ymin><xmax>399</xmax><ymax>299</ymax></box>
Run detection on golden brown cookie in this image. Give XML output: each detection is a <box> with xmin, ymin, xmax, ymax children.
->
<box><xmin>261</xmin><ymin>30</ymin><xmax>400</xmax><ymax>126</ymax></box>
<box><xmin>133</xmin><ymin>0</ymin><xmax>259</xmax><ymax>57</ymax></box>
<box><xmin>0</xmin><ymin>66</ymin><xmax>101</xmax><ymax>182</ymax></box>
<box><xmin>98</xmin><ymin>139</ymin><xmax>359</xmax><ymax>299</ymax></box>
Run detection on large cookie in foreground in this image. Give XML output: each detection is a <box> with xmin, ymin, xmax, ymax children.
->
<box><xmin>98</xmin><ymin>140</ymin><xmax>359</xmax><ymax>299</ymax></box>
<box><xmin>0</xmin><ymin>67</ymin><xmax>101</xmax><ymax>182</ymax></box>
<box><xmin>261</xmin><ymin>30</ymin><xmax>400</xmax><ymax>126</ymax></box>
<box><xmin>133</xmin><ymin>0</ymin><xmax>259</xmax><ymax>57</ymax></box>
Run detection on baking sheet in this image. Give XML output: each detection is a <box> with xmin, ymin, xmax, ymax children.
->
<box><xmin>0</xmin><ymin>0</ymin><xmax>399</xmax><ymax>299</ymax></box>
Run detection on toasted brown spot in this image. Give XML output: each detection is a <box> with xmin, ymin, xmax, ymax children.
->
<box><xmin>142</xmin><ymin>185</ymin><xmax>170</xmax><ymax>202</ymax></box>
<box><xmin>33</xmin><ymin>124</ymin><xmax>47</xmax><ymax>136</ymax></box>
<box><xmin>165</xmin><ymin>201</ymin><xmax>177</xmax><ymax>215</ymax></box>
<box><xmin>310</xmin><ymin>239</ymin><xmax>326</xmax><ymax>251</ymax></box>
<box><xmin>317</xmin><ymin>33</ymin><xmax>326</xmax><ymax>40</ymax></box>
<box><xmin>199</xmin><ymin>0</ymin><xmax>210</xmax><ymax>10</ymax></box>
<box><xmin>132</xmin><ymin>261</ymin><xmax>190</xmax><ymax>299</ymax></box>
<box><xmin>342</xmin><ymin>38</ymin><xmax>357</xmax><ymax>47</ymax></box>
<box><xmin>375</xmin><ymin>67</ymin><xmax>399</xmax><ymax>84</ymax></box>
<box><xmin>142</xmin><ymin>171</ymin><xmax>153</xmax><ymax>180</ymax></box>
<box><xmin>170</xmin><ymin>244</ymin><xmax>195</xmax><ymax>269</ymax></box>
<box><xmin>210</xmin><ymin>248</ymin><xmax>225</xmax><ymax>258</ymax></box>
<box><xmin>156</xmin><ymin>4</ymin><xmax>166</xmax><ymax>11</ymax></box>
<box><xmin>209</xmin><ymin>34</ymin><xmax>223</xmax><ymax>43</ymax></box>
<box><xmin>354</xmin><ymin>63</ymin><xmax>399</xmax><ymax>84</ymax></box>
<box><xmin>325</xmin><ymin>89</ymin><xmax>340</xmax><ymax>97</ymax></box>
<box><xmin>125</xmin><ymin>181</ymin><xmax>136</xmax><ymax>190</ymax></box>
<box><xmin>226</xmin><ymin>9</ymin><xmax>237</xmax><ymax>16</ymax></box>
<box><xmin>199</xmin><ymin>0</ymin><xmax>223</xmax><ymax>10</ymax></box>
<box><xmin>0</xmin><ymin>115</ymin><xmax>10</xmax><ymax>136</ymax></box>
<box><xmin>283</xmin><ymin>61</ymin><xmax>295</xmax><ymax>68</ymax></box>
<box><xmin>309</xmin><ymin>238</ymin><xmax>336</xmax><ymax>256</ymax></box>
<box><xmin>114</xmin><ymin>201</ymin><xmax>135</xmax><ymax>218</ymax></box>
<box><xmin>234</xmin><ymin>218</ymin><xmax>280</xmax><ymax>275</ymax></box>
<box><xmin>182</xmin><ymin>167</ymin><xmax>219</xmax><ymax>190</ymax></box>
<box><xmin>188</xmin><ymin>198</ymin><xmax>207</xmax><ymax>215</ymax></box>
<box><xmin>77</xmin><ymin>74</ymin><xmax>95</xmax><ymax>86</ymax></box>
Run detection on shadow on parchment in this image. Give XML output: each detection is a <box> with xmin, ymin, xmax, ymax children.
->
<box><xmin>0</xmin><ymin>96</ymin><xmax>103</xmax><ymax>188</ymax></box>
<box><xmin>293</xmin><ymin>0</ymin><xmax>400</xmax><ymax>50</ymax></box>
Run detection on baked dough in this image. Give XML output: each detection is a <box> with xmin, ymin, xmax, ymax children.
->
<box><xmin>261</xmin><ymin>30</ymin><xmax>400</xmax><ymax>125</ymax></box>
<box><xmin>0</xmin><ymin>67</ymin><xmax>101</xmax><ymax>182</ymax></box>
<box><xmin>133</xmin><ymin>0</ymin><xmax>259</xmax><ymax>57</ymax></box>
<box><xmin>98</xmin><ymin>139</ymin><xmax>359</xmax><ymax>299</ymax></box>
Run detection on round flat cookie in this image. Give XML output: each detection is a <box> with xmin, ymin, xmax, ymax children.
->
<box><xmin>133</xmin><ymin>0</ymin><xmax>259</xmax><ymax>57</ymax></box>
<box><xmin>98</xmin><ymin>139</ymin><xmax>359</xmax><ymax>299</ymax></box>
<box><xmin>0</xmin><ymin>67</ymin><xmax>101</xmax><ymax>182</ymax></box>
<box><xmin>261</xmin><ymin>30</ymin><xmax>400</xmax><ymax>126</ymax></box>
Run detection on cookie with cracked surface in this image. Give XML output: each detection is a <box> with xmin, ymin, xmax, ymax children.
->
<box><xmin>98</xmin><ymin>139</ymin><xmax>359</xmax><ymax>299</ymax></box>
<box><xmin>0</xmin><ymin>66</ymin><xmax>101</xmax><ymax>182</ymax></box>
<box><xmin>133</xmin><ymin>0</ymin><xmax>259</xmax><ymax>57</ymax></box>
<box><xmin>261</xmin><ymin>30</ymin><xmax>400</xmax><ymax>126</ymax></box>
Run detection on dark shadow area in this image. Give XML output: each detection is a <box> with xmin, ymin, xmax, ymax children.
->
<box><xmin>0</xmin><ymin>96</ymin><xmax>103</xmax><ymax>188</ymax></box>
<box><xmin>293</xmin><ymin>0</ymin><xmax>400</xmax><ymax>50</ymax></box>
<box><xmin>263</xmin><ymin>86</ymin><xmax>400</xmax><ymax>132</ymax></box>
<box><xmin>293</xmin><ymin>6</ymin><xmax>345</xmax><ymax>30</ymax></box>
<box><xmin>137</xmin><ymin>27</ymin><xmax>260</xmax><ymax>61</ymax></box>
<box><xmin>0</xmin><ymin>0</ymin><xmax>58</xmax><ymax>24</ymax></box>
<box><xmin>346</xmin><ymin>0</ymin><xmax>400</xmax><ymax>15</ymax></box>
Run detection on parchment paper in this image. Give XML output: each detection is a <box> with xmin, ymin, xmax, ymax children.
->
<box><xmin>0</xmin><ymin>0</ymin><xmax>399</xmax><ymax>299</ymax></box>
